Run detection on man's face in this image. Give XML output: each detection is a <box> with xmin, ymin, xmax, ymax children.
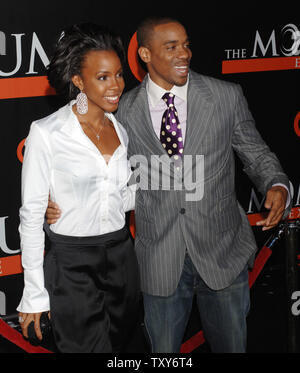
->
<box><xmin>139</xmin><ymin>22</ymin><xmax>192</xmax><ymax>90</ymax></box>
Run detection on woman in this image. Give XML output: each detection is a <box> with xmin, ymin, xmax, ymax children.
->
<box><xmin>17</xmin><ymin>23</ymin><xmax>139</xmax><ymax>353</ymax></box>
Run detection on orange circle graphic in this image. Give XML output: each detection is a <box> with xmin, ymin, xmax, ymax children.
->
<box><xmin>127</xmin><ymin>32</ymin><xmax>146</xmax><ymax>82</ymax></box>
<box><xmin>294</xmin><ymin>112</ymin><xmax>300</xmax><ymax>137</ymax></box>
<box><xmin>17</xmin><ymin>138</ymin><xmax>26</xmax><ymax>163</ymax></box>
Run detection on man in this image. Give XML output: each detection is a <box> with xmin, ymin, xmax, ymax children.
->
<box><xmin>47</xmin><ymin>17</ymin><xmax>290</xmax><ymax>352</ymax></box>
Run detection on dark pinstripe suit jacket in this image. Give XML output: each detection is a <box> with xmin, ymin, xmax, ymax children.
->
<box><xmin>116</xmin><ymin>70</ymin><xmax>289</xmax><ymax>296</ymax></box>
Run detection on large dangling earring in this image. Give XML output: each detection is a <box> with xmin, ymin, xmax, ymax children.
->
<box><xmin>76</xmin><ymin>90</ymin><xmax>88</xmax><ymax>115</ymax></box>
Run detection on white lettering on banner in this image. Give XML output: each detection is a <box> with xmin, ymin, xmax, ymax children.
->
<box><xmin>295</xmin><ymin>184</ymin><xmax>300</xmax><ymax>206</ymax></box>
<box><xmin>0</xmin><ymin>216</ymin><xmax>20</xmax><ymax>255</ymax></box>
<box><xmin>224</xmin><ymin>48</ymin><xmax>247</xmax><ymax>59</ymax></box>
<box><xmin>0</xmin><ymin>34</ymin><xmax>24</xmax><ymax>77</ymax></box>
<box><xmin>0</xmin><ymin>32</ymin><xmax>49</xmax><ymax>77</ymax></box>
<box><xmin>0</xmin><ymin>290</ymin><xmax>6</xmax><ymax>315</ymax></box>
<box><xmin>26</xmin><ymin>32</ymin><xmax>50</xmax><ymax>74</ymax></box>
<box><xmin>247</xmin><ymin>188</ymin><xmax>266</xmax><ymax>213</ymax></box>
<box><xmin>289</xmin><ymin>181</ymin><xmax>295</xmax><ymax>205</ymax></box>
<box><xmin>252</xmin><ymin>30</ymin><xmax>279</xmax><ymax>57</ymax></box>
<box><xmin>281</xmin><ymin>24</ymin><xmax>300</xmax><ymax>56</ymax></box>
<box><xmin>225</xmin><ymin>23</ymin><xmax>300</xmax><ymax>60</ymax></box>
<box><xmin>0</xmin><ymin>31</ymin><xmax>5</xmax><ymax>55</ymax></box>
<box><xmin>291</xmin><ymin>291</ymin><xmax>300</xmax><ymax>316</ymax></box>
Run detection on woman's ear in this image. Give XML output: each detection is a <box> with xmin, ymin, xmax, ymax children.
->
<box><xmin>138</xmin><ymin>46</ymin><xmax>151</xmax><ymax>64</ymax></box>
<box><xmin>71</xmin><ymin>75</ymin><xmax>84</xmax><ymax>92</ymax></box>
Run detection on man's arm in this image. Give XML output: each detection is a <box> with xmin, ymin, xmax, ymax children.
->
<box><xmin>231</xmin><ymin>85</ymin><xmax>290</xmax><ymax>230</ymax></box>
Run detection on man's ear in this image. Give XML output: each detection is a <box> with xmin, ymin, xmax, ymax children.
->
<box><xmin>138</xmin><ymin>46</ymin><xmax>151</xmax><ymax>64</ymax></box>
<box><xmin>71</xmin><ymin>75</ymin><xmax>83</xmax><ymax>92</ymax></box>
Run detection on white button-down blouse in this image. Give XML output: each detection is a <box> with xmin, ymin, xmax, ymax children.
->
<box><xmin>17</xmin><ymin>101</ymin><xmax>136</xmax><ymax>313</ymax></box>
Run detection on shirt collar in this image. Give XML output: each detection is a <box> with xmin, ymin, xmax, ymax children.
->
<box><xmin>146</xmin><ymin>73</ymin><xmax>189</xmax><ymax>108</ymax></box>
<box><xmin>66</xmin><ymin>100</ymin><xmax>126</xmax><ymax>151</ymax></box>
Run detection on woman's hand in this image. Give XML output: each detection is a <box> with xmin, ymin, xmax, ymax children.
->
<box><xmin>18</xmin><ymin>312</ymin><xmax>43</xmax><ymax>341</ymax></box>
<box><xmin>46</xmin><ymin>198</ymin><xmax>61</xmax><ymax>225</ymax></box>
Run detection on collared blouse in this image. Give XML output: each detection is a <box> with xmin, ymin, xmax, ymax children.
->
<box><xmin>17</xmin><ymin>101</ymin><xmax>136</xmax><ymax>313</ymax></box>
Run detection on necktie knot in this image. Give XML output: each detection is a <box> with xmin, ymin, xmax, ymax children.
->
<box><xmin>162</xmin><ymin>92</ymin><xmax>175</xmax><ymax>108</ymax></box>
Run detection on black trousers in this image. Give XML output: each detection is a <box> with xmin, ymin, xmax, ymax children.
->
<box><xmin>44</xmin><ymin>226</ymin><xmax>140</xmax><ymax>353</ymax></box>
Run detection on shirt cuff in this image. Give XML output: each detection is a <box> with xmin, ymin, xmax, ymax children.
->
<box><xmin>16</xmin><ymin>267</ymin><xmax>50</xmax><ymax>313</ymax></box>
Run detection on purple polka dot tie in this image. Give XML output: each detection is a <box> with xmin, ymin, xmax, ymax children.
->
<box><xmin>160</xmin><ymin>92</ymin><xmax>184</xmax><ymax>159</ymax></box>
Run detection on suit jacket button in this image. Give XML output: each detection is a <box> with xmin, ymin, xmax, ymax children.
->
<box><xmin>180</xmin><ymin>208</ymin><xmax>186</xmax><ymax>214</ymax></box>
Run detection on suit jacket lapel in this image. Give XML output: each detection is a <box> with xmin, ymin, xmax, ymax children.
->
<box><xmin>127</xmin><ymin>76</ymin><xmax>166</xmax><ymax>157</ymax></box>
<box><xmin>127</xmin><ymin>72</ymin><xmax>216</xmax><ymax>159</ymax></box>
<box><xmin>184</xmin><ymin>71</ymin><xmax>215</xmax><ymax>154</ymax></box>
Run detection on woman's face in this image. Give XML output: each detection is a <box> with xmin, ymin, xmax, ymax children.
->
<box><xmin>73</xmin><ymin>49</ymin><xmax>125</xmax><ymax>113</ymax></box>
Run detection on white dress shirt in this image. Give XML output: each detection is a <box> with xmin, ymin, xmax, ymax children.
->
<box><xmin>17</xmin><ymin>101</ymin><xmax>136</xmax><ymax>313</ymax></box>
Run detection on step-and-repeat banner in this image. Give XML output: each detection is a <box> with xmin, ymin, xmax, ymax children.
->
<box><xmin>0</xmin><ymin>2</ymin><xmax>299</xmax><ymax>319</ymax></box>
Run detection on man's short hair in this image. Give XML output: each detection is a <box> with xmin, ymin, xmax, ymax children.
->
<box><xmin>137</xmin><ymin>16</ymin><xmax>182</xmax><ymax>48</ymax></box>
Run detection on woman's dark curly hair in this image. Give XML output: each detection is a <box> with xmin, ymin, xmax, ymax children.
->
<box><xmin>47</xmin><ymin>22</ymin><xmax>125</xmax><ymax>100</ymax></box>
